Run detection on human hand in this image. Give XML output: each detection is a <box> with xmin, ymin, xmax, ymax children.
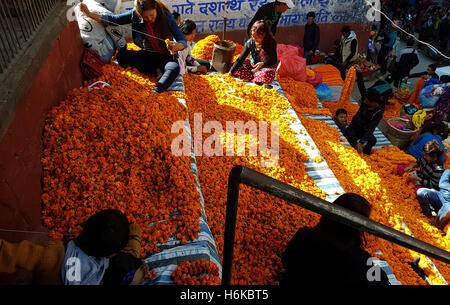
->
<box><xmin>251</xmin><ymin>62</ymin><xmax>264</xmax><ymax>73</ymax></box>
<box><xmin>409</xmin><ymin>172</ymin><xmax>422</xmax><ymax>181</ymax></box>
<box><xmin>197</xmin><ymin>65</ymin><xmax>208</xmax><ymax>74</ymax></box>
<box><xmin>404</xmin><ymin>165</ymin><xmax>414</xmax><ymax>172</ymax></box>
<box><xmin>356</xmin><ymin>142</ymin><xmax>364</xmax><ymax>153</ymax></box>
<box><xmin>79</xmin><ymin>3</ymin><xmax>90</xmax><ymax>16</ymax></box>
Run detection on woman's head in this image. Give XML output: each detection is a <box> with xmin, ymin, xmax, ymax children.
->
<box><xmin>250</xmin><ymin>20</ymin><xmax>271</xmax><ymax>43</ymax></box>
<box><xmin>423</xmin><ymin>139</ymin><xmax>444</xmax><ymax>163</ymax></box>
<box><xmin>249</xmin><ymin>20</ymin><xmax>275</xmax><ymax>63</ymax></box>
<box><xmin>173</xmin><ymin>11</ymin><xmax>181</xmax><ymax>25</ymax></box>
<box><xmin>179</xmin><ymin>19</ymin><xmax>197</xmax><ymax>42</ymax></box>
<box><xmin>317</xmin><ymin>193</ymin><xmax>371</xmax><ymax>249</ymax></box>
<box><xmin>134</xmin><ymin>0</ymin><xmax>168</xmax><ymax>24</ymax></box>
<box><xmin>420</xmin><ymin>121</ymin><xmax>448</xmax><ymax>139</ymax></box>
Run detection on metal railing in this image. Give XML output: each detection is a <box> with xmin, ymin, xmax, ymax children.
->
<box><xmin>0</xmin><ymin>0</ymin><xmax>59</xmax><ymax>74</ymax></box>
<box><xmin>222</xmin><ymin>165</ymin><xmax>450</xmax><ymax>285</ymax></box>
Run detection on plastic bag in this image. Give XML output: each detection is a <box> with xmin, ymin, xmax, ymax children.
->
<box><xmin>419</xmin><ymin>85</ymin><xmax>445</xmax><ymax>108</ymax></box>
<box><xmin>277</xmin><ymin>56</ymin><xmax>307</xmax><ymax>81</ymax></box>
<box><xmin>306</xmin><ymin>70</ymin><xmax>323</xmax><ymax>87</ymax></box>
<box><xmin>315</xmin><ymin>83</ymin><xmax>332</xmax><ymax>101</ymax></box>
<box><xmin>277</xmin><ymin>44</ymin><xmax>300</xmax><ymax>58</ymax></box>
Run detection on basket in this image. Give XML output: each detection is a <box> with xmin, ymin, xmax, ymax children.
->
<box><xmin>211</xmin><ymin>41</ymin><xmax>236</xmax><ymax>74</ymax></box>
<box><xmin>384</xmin><ymin>117</ymin><xmax>418</xmax><ymax>149</ymax></box>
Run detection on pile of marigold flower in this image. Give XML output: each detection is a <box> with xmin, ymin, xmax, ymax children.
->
<box><xmin>192</xmin><ymin>35</ymin><xmax>245</xmax><ymax>63</ymax></box>
<box><xmin>297</xmin><ymin>115</ymin><xmax>449</xmax><ymax>285</ymax></box>
<box><xmin>41</xmin><ymin>64</ymin><xmax>203</xmax><ymax>257</ymax></box>
<box><xmin>183</xmin><ymin>73</ymin><xmax>327</xmax><ymax>284</ymax></box>
<box><xmin>277</xmin><ymin>75</ymin><xmax>318</xmax><ymax>109</ymax></box>
<box><xmin>172</xmin><ymin>259</ymin><xmax>221</xmax><ymax>285</ymax></box>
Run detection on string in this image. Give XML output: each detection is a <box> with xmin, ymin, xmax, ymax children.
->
<box><xmin>364</xmin><ymin>0</ymin><xmax>450</xmax><ymax>60</ymax></box>
<box><xmin>0</xmin><ymin>228</ymin><xmax>78</xmax><ymax>235</ymax></box>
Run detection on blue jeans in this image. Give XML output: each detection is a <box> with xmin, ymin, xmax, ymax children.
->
<box><xmin>116</xmin><ymin>49</ymin><xmax>180</xmax><ymax>92</ymax></box>
<box><xmin>416</xmin><ymin>188</ymin><xmax>443</xmax><ymax>218</ymax></box>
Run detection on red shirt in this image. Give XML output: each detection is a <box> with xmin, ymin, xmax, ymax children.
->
<box><xmin>145</xmin><ymin>22</ymin><xmax>164</xmax><ymax>53</ymax></box>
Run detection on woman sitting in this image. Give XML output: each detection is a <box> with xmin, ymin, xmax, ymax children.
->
<box><xmin>229</xmin><ymin>20</ymin><xmax>278</xmax><ymax>89</ymax></box>
<box><xmin>79</xmin><ymin>0</ymin><xmax>187</xmax><ymax>93</ymax></box>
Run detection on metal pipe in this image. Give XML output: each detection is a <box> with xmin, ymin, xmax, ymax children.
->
<box><xmin>12</xmin><ymin>0</ymin><xmax>30</xmax><ymax>42</ymax></box>
<box><xmin>221</xmin><ymin>165</ymin><xmax>450</xmax><ymax>285</ymax></box>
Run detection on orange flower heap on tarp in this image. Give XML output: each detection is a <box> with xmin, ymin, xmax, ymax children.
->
<box><xmin>192</xmin><ymin>35</ymin><xmax>221</xmax><ymax>60</ymax></box>
<box><xmin>278</xmin><ymin>76</ymin><xmax>318</xmax><ymax>109</ymax></box>
<box><xmin>299</xmin><ymin>115</ymin><xmax>450</xmax><ymax>284</ymax></box>
<box><xmin>313</xmin><ymin>64</ymin><xmax>344</xmax><ymax>86</ymax></box>
<box><xmin>192</xmin><ymin>35</ymin><xmax>245</xmax><ymax>63</ymax></box>
<box><xmin>41</xmin><ymin>64</ymin><xmax>202</xmax><ymax>257</ymax></box>
<box><xmin>172</xmin><ymin>259</ymin><xmax>221</xmax><ymax>285</ymax></box>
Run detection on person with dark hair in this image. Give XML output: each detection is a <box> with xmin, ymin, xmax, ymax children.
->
<box><xmin>406</xmin><ymin>64</ymin><xmax>439</xmax><ymax>81</ymax></box>
<box><xmin>344</xmin><ymin>89</ymin><xmax>384</xmax><ymax>155</ymax></box>
<box><xmin>79</xmin><ymin>0</ymin><xmax>187</xmax><ymax>93</ymax></box>
<box><xmin>333</xmin><ymin>108</ymin><xmax>348</xmax><ymax>132</ymax></box>
<box><xmin>172</xmin><ymin>11</ymin><xmax>181</xmax><ymax>25</ymax></box>
<box><xmin>178</xmin><ymin>19</ymin><xmax>210</xmax><ymax>75</ymax></box>
<box><xmin>404</xmin><ymin>140</ymin><xmax>445</xmax><ymax>192</ymax></box>
<box><xmin>246</xmin><ymin>0</ymin><xmax>295</xmax><ymax>39</ymax></box>
<box><xmin>377</xmin><ymin>19</ymin><xmax>399</xmax><ymax>74</ymax></box>
<box><xmin>230</xmin><ymin>20</ymin><xmax>278</xmax><ymax>88</ymax></box>
<box><xmin>408</xmin><ymin>121</ymin><xmax>448</xmax><ymax>163</ymax></box>
<box><xmin>0</xmin><ymin>209</ymin><xmax>134</xmax><ymax>285</ymax></box>
<box><xmin>335</xmin><ymin>25</ymin><xmax>359</xmax><ymax>83</ymax></box>
<box><xmin>389</xmin><ymin>39</ymin><xmax>419</xmax><ymax>88</ymax></box>
<box><xmin>102</xmin><ymin>223</ymin><xmax>150</xmax><ymax>285</ymax></box>
<box><xmin>416</xmin><ymin>169</ymin><xmax>450</xmax><ymax>232</ymax></box>
<box><xmin>303</xmin><ymin>11</ymin><xmax>320</xmax><ymax>65</ymax></box>
<box><xmin>281</xmin><ymin>193</ymin><xmax>389</xmax><ymax>286</ymax></box>
<box><xmin>103</xmin><ymin>252</ymin><xmax>150</xmax><ymax>285</ymax></box>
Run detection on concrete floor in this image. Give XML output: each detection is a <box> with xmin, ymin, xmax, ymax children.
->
<box><xmin>350</xmin><ymin>38</ymin><xmax>437</xmax><ymax>102</ymax></box>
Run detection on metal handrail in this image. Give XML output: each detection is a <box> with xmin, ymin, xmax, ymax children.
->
<box><xmin>222</xmin><ymin>165</ymin><xmax>450</xmax><ymax>285</ymax></box>
<box><xmin>0</xmin><ymin>0</ymin><xmax>59</xmax><ymax>74</ymax></box>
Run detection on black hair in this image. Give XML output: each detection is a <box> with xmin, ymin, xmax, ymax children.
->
<box><xmin>307</xmin><ymin>11</ymin><xmax>316</xmax><ymax>18</ymax></box>
<box><xmin>103</xmin><ymin>252</ymin><xmax>144</xmax><ymax>285</ymax></box>
<box><xmin>420</xmin><ymin>121</ymin><xmax>449</xmax><ymax>140</ymax></box>
<box><xmin>365</xmin><ymin>88</ymin><xmax>382</xmax><ymax>104</ymax></box>
<box><xmin>179</xmin><ymin>19</ymin><xmax>197</xmax><ymax>35</ymax></box>
<box><xmin>317</xmin><ymin>193</ymin><xmax>371</xmax><ymax>250</ymax></box>
<box><xmin>172</xmin><ymin>11</ymin><xmax>180</xmax><ymax>20</ymax></box>
<box><xmin>335</xmin><ymin>108</ymin><xmax>348</xmax><ymax>116</ymax></box>
<box><xmin>341</xmin><ymin>25</ymin><xmax>351</xmax><ymax>33</ymax></box>
<box><xmin>78</xmin><ymin>209</ymin><xmax>130</xmax><ymax>258</ymax></box>
<box><xmin>440</xmin><ymin>75</ymin><xmax>450</xmax><ymax>83</ymax></box>
<box><xmin>429</xmin><ymin>63</ymin><xmax>437</xmax><ymax>71</ymax></box>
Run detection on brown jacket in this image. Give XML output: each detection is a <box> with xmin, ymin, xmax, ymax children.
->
<box><xmin>0</xmin><ymin>224</ymin><xmax>142</xmax><ymax>285</ymax></box>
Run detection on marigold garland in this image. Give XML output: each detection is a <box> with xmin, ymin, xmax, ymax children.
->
<box><xmin>338</xmin><ymin>66</ymin><xmax>356</xmax><ymax>104</ymax></box>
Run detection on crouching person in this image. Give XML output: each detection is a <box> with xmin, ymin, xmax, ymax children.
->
<box><xmin>344</xmin><ymin>88</ymin><xmax>384</xmax><ymax>155</ymax></box>
<box><xmin>0</xmin><ymin>209</ymin><xmax>133</xmax><ymax>285</ymax></box>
